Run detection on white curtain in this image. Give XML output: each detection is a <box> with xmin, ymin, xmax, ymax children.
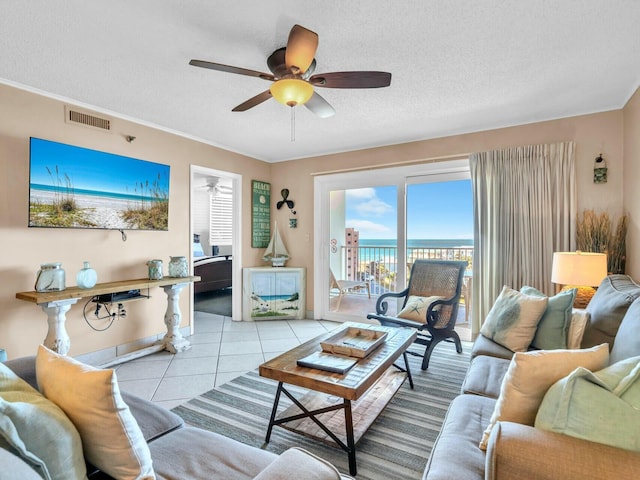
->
<box><xmin>469</xmin><ymin>141</ymin><xmax>576</xmax><ymax>336</ymax></box>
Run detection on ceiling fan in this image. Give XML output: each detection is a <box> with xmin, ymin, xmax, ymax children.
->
<box><xmin>189</xmin><ymin>24</ymin><xmax>392</xmax><ymax>118</ymax></box>
<box><xmin>197</xmin><ymin>177</ymin><xmax>232</xmax><ymax>196</ymax></box>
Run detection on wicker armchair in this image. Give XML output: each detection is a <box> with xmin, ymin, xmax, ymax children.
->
<box><xmin>367</xmin><ymin>259</ymin><xmax>467</xmax><ymax>370</ymax></box>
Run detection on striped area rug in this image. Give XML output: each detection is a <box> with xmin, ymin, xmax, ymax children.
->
<box><xmin>172</xmin><ymin>342</ymin><xmax>471</xmax><ymax>480</ymax></box>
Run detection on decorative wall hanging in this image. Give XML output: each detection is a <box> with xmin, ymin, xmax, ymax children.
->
<box><xmin>277</xmin><ymin>188</ymin><xmax>297</xmax><ymax>228</ymax></box>
<box><xmin>29</xmin><ymin>137</ymin><xmax>170</xmax><ymax>230</ymax></box>
<box><xmin>251</xmin><ymin>180</ymin><xmax>271</xmax><ymax>248</ymax></box>
<box><xmin>276</xmin><ymin>188</ymin><xmax>295</xmax><ymax>210</ymax></box>
<box><xmin>593</xmin><ymin>153</ymin><xmax>607</xmax><ymax>184</ymax></box>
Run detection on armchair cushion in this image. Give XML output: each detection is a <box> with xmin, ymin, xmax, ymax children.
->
<box><xmin>535</xmin><ymin>355</ymin><xmax>640</xmax><ymax>452</ymax></box>
<box><xmin>480</xmin><ymin>286</ymin><xmax>548</xmax><ymax>352</ymax></box>
<box><xmin>397</xmin><ymin>295</ymin><xmax>443</xmax><ymax>323</ymax></box>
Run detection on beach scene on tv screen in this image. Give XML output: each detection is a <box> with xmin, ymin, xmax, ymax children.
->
<box><xmin>28</xmin><ymin>137</ymin><xmax>170</xmax><ymax>230</ymax></box>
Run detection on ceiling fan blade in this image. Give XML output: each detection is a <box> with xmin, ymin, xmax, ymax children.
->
<box><xmin>304</xmin><ymin>92</ymin><xmax>335</xmax><ymax>118</ymax></box>
<box><xmin>232</xmin><ymin>90</ymin><xmax>272</xmax><ymax>112</ymax></box>
<box><xmin>309</xmin><ymin>71</ymin><xmax>392</xmax><ymax>88</ymax></box>
<box><xmin>189</xmin><ymin>60</ymin><xmax>275</xmax><ymax>81</ymax></box>
<box><xmin>285</xmin><ymin>25</ymin><xmax>318</xmax><ymax>74</ymax></box>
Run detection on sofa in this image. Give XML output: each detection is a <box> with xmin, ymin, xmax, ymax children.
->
<box><xmin>1</xmin><ymin>348</ymin><xmax>353</xmax><ymax>480</ymax></box>
<box><xmin>424</xmin><ymin>274</ymin><xmax>640</xmax><ymax>480</ymax></box>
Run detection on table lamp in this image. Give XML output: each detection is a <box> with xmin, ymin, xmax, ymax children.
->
<box><xmin>551</xmin><ymin>251</ymin><xmax>608</xmax><ymax>308</ymax></box>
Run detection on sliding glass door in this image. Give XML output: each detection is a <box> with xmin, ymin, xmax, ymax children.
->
<box><xmin>314</xmin><ymin>159</ymin><xmax>472</xmax><ymax>323</ymax></box>
<box><xmin>328</xmin><ymin>186</ymin><xmax>399</xmax><ymax>317</ymax></box>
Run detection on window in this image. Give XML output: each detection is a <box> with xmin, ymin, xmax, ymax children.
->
<box><xmin>210</xmin><ymin>192</ymin><xmax>232</xmax><ymax>246</ymax></box>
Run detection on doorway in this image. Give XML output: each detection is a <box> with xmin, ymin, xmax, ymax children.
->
<box><xmin>314</xmin><ymin>159</ymin><xmax>471</xmax><ymax>323</ymax></box>
<box><xmin>190</xmin><ymin>166</ymin><xmax>242</xmax><ymax>322</ymax></box>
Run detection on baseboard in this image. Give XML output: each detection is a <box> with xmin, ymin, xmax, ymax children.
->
<box><xmin>75</xmin><ymin>326</ymin><xmax>190</xmax><ymax>366</ymax></box>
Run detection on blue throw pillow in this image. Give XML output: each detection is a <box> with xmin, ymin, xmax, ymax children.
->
<box><xmin>521</xmin><ymin>286</ymin><xmax>575</xmax><ymax>350</ymax></box>
<box><xmin>0</xmin><ymin>363</ymin><xmax>87</xmax><ymax>480</ymax></box>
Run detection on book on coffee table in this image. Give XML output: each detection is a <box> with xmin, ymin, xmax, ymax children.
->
<box><xmin>296</xmin><ymin>351</ymin><xmax>358</xmax><ymax>374</ymax></box>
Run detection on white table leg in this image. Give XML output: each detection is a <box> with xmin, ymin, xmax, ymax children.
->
<box><xmin>39</xmin><ymin>299</ymin><xmax>79</xmax><ymax>355</ymax></box>
<box><xmin>161</xmin><ymin>283</ymin><xmax>191</xmax><ymax>353</ymax></box>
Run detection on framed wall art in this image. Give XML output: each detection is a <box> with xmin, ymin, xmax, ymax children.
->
<box><xmin>29</xmin><ymin>137</ymin><xmax>170</xmax><ymax>231</ymax></box>
<box><xmin>251</xmin><ymin>180</ymin><xmax>271</xmax><ymax>248</ymax></box>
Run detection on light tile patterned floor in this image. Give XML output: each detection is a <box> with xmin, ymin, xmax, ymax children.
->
<box><xmin>116</xmin><ymin>313</ymin><xmax>342</xmax><ymax>410</ymax></box>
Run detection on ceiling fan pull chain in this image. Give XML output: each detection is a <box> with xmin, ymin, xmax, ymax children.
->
<box><xmin>291</xmin><ymin>106</ymin><xmax>296</xmax><ymax>142</ymax></box>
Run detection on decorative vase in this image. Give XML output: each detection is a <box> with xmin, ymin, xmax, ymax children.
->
<box><xmin>76</xmin><ymin>261</ymin><xmax>98</xmax><ymax>289</ymax></box>
<box><xmin>147</xmin><ymin>259</ymin><xmax>163</xmax><ymax>280</ymax></box>
<box><xmin>168</xmin><ymin>256</ymin><xmax>188</xmax><ymax>277</ymax></box>
<box><xmin>35</xmin><ymin>262</ymin><xmax>66</xmax><ymax>292</ymax></box>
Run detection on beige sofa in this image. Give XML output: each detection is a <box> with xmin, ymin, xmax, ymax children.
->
<box><xmin>424</xmin><ymin>275</ymin><xmax>640</xmax><ymax>480</ymax></box>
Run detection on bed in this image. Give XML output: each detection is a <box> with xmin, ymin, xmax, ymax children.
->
<box><xmin>193</xmin><ymin>255</ymin><xmax>232</xmax><ymax>294</ymax></box>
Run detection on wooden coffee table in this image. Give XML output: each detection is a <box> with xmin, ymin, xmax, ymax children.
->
<box><xmin>259</xmin><ymin>322</ymin><xmax>418</xmax><ymax>475</ymax></box>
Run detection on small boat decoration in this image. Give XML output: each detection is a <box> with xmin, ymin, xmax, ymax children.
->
<box><xmin>263</xmin><ymin>222</ymin><xmax>289</xmax><ymax>267</ymax></box>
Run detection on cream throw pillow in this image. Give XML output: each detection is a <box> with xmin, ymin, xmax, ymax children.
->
<box><xmin>253</xmin><ymin>447</ymin><xmax>341</xmax><ymax>480</ymax></box>
<box><xmin>480</xmin><ymin>286</ymin><xmax>548</xmax><ymax>352</ymax></box>
<box><xmin>397</xmin><ymin>295</ymin><xmax>443</xmax><ymax>323</ymax></box>
<box><xmin>567</xmin><ymin>309</ymin><xmax>590</xmax><ymax>349</ymax></box>
<box><xmin>36</xmin><ymin>345</ymin><xmax>155</xmax><ymax>480</ymax></box>
<box><xmin>478</xmin><ymin>343</ymin><xmax>609</xmax><ymax>450</ymax></box>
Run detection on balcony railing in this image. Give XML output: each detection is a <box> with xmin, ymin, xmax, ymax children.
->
<box><xmin>339</xmin><ymin>245</ymin><xmax>473</xmax><ymax>296</ymax></box>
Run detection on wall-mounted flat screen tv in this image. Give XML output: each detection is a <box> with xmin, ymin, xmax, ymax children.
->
<box><xmin>29</xmin><ymin>137</ymin><xmax>170</xmax><ymax>230</ymax></box>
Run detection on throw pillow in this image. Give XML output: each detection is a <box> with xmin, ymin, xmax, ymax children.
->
<box><xmin>535</xmin><ymin>356</ymin><xmax>640</xmax><ymax>452</ymax></box>
<box><xmin>567</xmin><ymin>309</ymin><xmax>590</xmax><ymax>349</ymax></box>
<box><xmin>36</xmin><ymin>345</ymin><xmax>155</xmax><ymax>480</ymax></box>
<box><xmin>480</xmin><ymin>286</ymin><xmax>548</xmax><ymax>352</ymax></box>
<box><xmin>478</xmin><ymin>343</ymin><xmax>609</xmax><ymax>450</ymax></box>
<box><xmin>397</xmin><ymin>295</ymin><xmax>443</xmax><ymax>323</ymax></box>
<box><xmin>0</xmin><ymin>362</ymin><xmax>87</xmax><ymax>480</ymax></box>
<box><xmin>521</xmin><ymin>286</ymin><xmax>575</xmax><ymax>350</ymax></box>
<box><xmin>253</xmin><ymin>447</ymin><xmax>341</xmax><ymax>480</ymax></box>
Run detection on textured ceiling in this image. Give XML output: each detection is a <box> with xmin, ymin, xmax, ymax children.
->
<box><xmin>1</xmin><ymin>1</ymin><xmax>639</xmax><ymax>162</ymax></box>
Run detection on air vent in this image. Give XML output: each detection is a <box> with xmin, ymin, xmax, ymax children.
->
<box><xmin>64</xmin><ymin>106</ymin><xmax>112</xmax><ymax>132</ymax></box>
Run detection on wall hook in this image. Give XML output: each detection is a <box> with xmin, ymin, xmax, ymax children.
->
<box><xmin>125</xmin><ymin>135</ymin><xmax>136</xmax><ymax>143</ymax></box>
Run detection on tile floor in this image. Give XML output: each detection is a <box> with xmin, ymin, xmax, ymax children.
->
<box><xmin>116</xmin><ymin>312</ymin><xmax>343</xmax><ymax>411</ymax></box>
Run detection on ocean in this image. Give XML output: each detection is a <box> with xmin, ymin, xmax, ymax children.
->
<box><xmin>29</xmin><ymin>184</ymin><xmax>164</xmax><ymax>203</ymax></box>
<box><xmin>360</xmin><ymin>239</ymin><xmax>473</xmax><ymax>248</ymax></box>
<box><xmin>355</xmin><ymin>239</ymin><xmax>473</xmax><ymax>267</ymax></box>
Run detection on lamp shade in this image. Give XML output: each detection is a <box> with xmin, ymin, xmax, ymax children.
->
<box><xmin>270</xmin><ymin>79</ymin><xmax>314</xmax><ymax>107</ymax></box>
<box><xmin>551</xmin><ymin>252</ymin><xmax>607</xmax><ymax>287</ymax></box>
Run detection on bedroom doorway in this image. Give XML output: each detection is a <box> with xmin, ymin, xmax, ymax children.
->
<box><xmin>190</xmin><ymin>166</ymin><xmax>242</xmax><ymax>322</ymax></box>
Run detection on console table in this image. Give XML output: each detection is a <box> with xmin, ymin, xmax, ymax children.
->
<box><xmin>16</xmin><ymin>276</ymin><xmax>200</xmax><ymax>359</ymax></box>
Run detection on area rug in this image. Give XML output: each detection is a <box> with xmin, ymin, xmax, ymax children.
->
<box><xmin>172</xmin><ymin>343</ymin><xmax>471</xmax><ymax>480</ymax></box>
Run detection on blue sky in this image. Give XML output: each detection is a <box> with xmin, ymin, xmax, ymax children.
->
<box><xmin>345</xmin><ymin>180</ymin><xmax>473</xmax><ymax>239</ymax></box>
<box><xmin>29</xmin><ymin>137</ymin><xmax>169</xmax><ymax>195</ymax></box>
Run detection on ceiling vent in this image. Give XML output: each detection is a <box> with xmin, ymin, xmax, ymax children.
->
<box><xmin>64</xmin><ymin>106</ymin><xmax>112</xmax><ymax>132</ymax></box>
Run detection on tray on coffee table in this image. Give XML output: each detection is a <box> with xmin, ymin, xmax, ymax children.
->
<box><xmin>320</xmin><ymin>326</ymin><xmax>388</xmax><ymax>358</ymax></box>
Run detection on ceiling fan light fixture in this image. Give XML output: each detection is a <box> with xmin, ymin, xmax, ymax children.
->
<box><xmin>270</xmin><ymin>79</ymin><xmax>314</xmax><ymax>107</ymax></box>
